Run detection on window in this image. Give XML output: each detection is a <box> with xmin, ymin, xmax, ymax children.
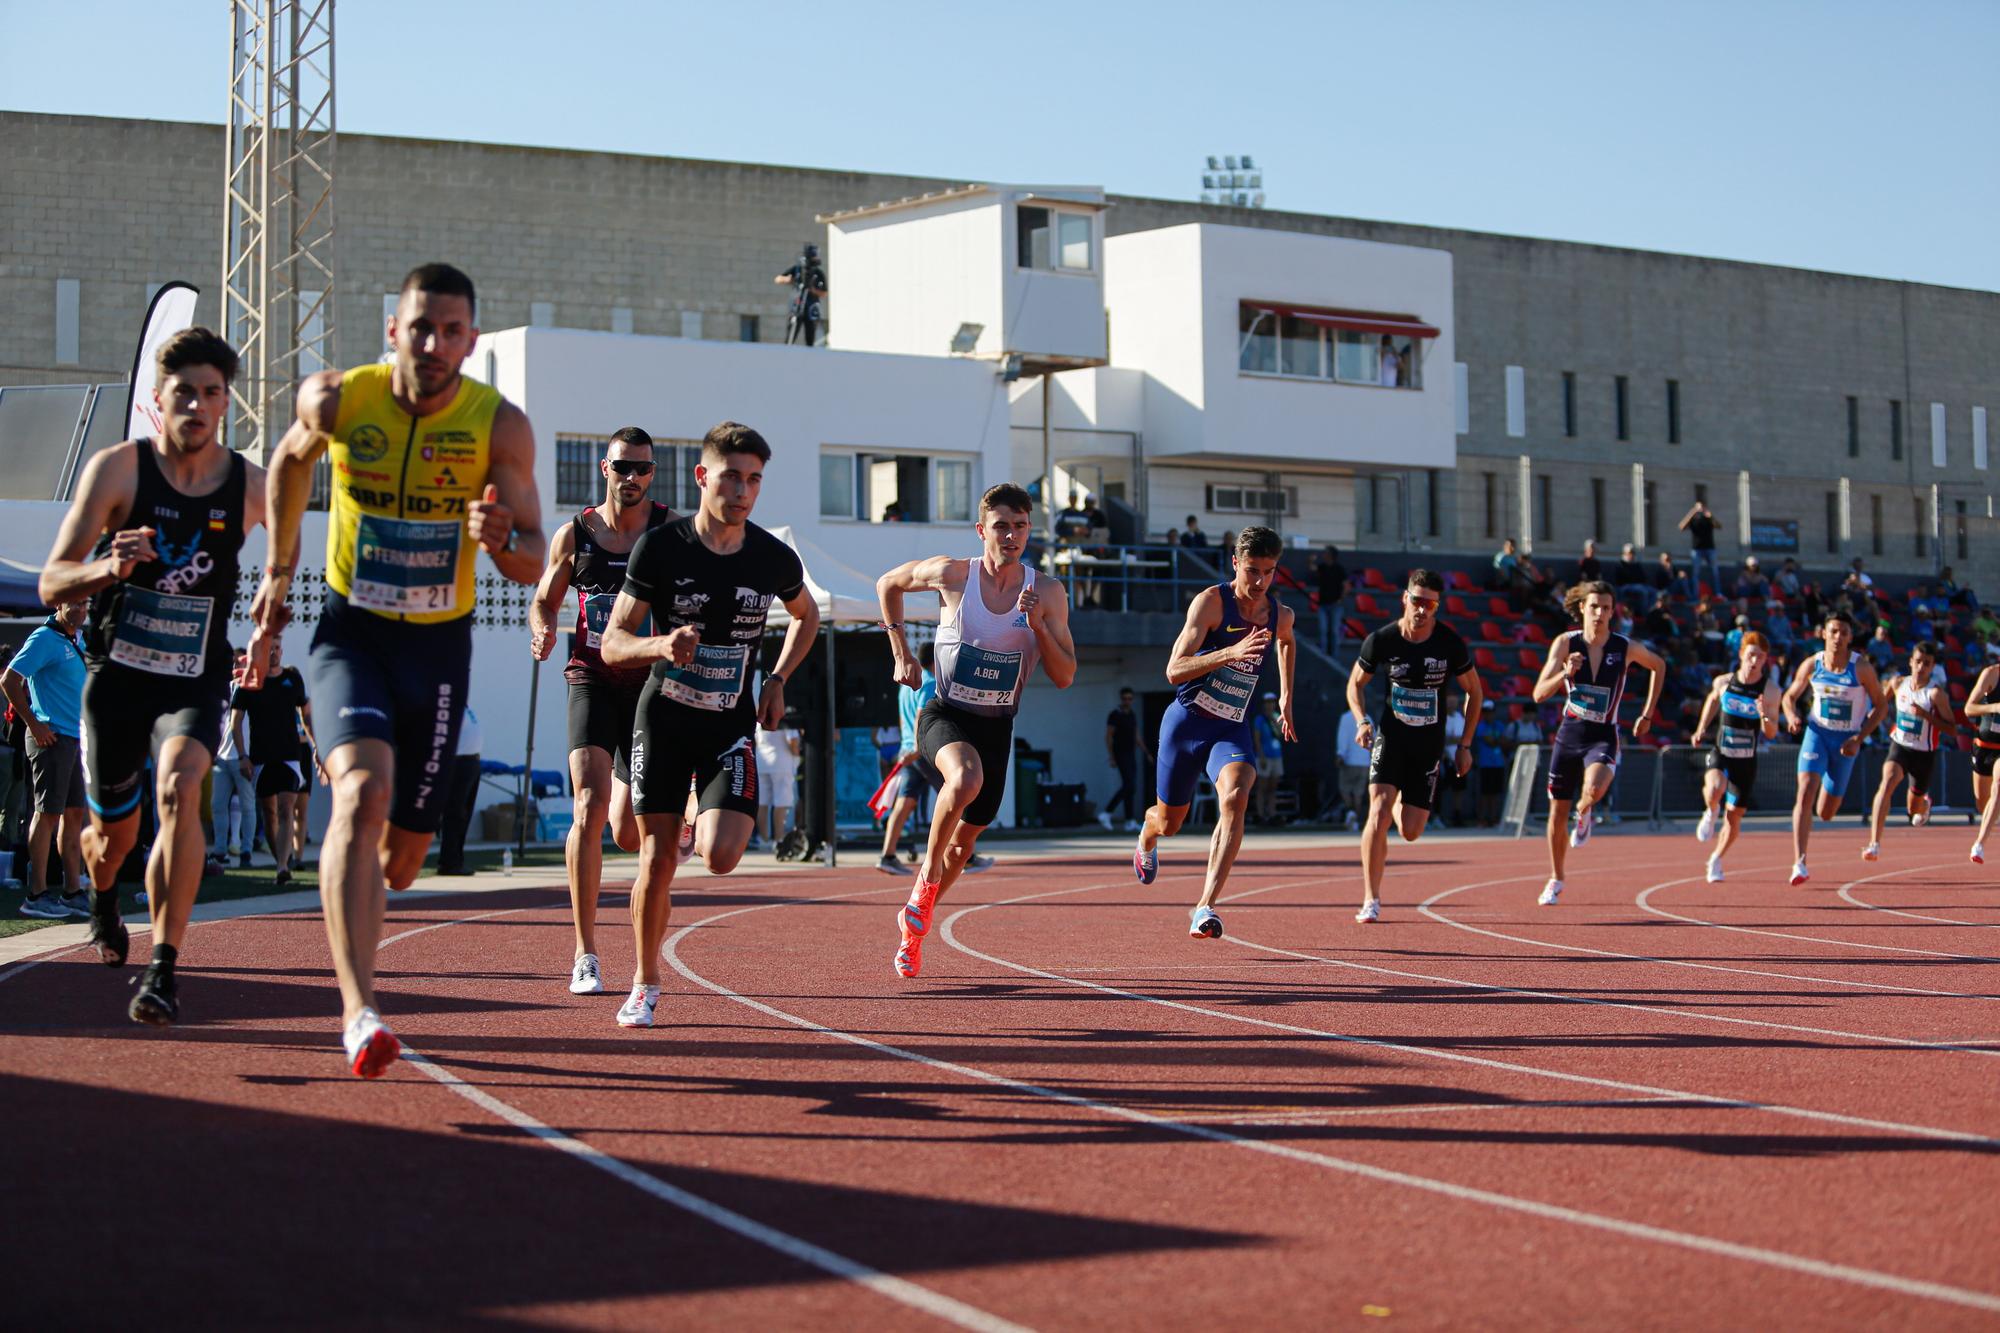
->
<box><xmin>739</xmin><ymin>315</ymin><xmax>759</xmax><ymax>343</ymax></box>
<box><xmin>821</xmin><ymin>448</ymin><xmax>975</xmax><ymax>522</ymax></box>
<box><xmin>1931</xmin><ymin>402</ymin><xmax>1948</xmax><ymax>468</ymax></box>
<box><xmin>819</xmin><ymin>453</ymin><xmax>855</xmax><ymax>519</ymax></box>
<box><xmin>1976</xmin><ymin>406</ymin><xmax>1990</xmax><ymax>470</ymax></box>
<box><xmin>555</xmin><ymin>436</ymin><xmax>601</xmax><ymax>507</ymax></box>
<box><xmin>1666</xmin><ymin>379</ymin><xmax>1681</xmax><ymax>444</ymax></box>
<box><xmin>1913</xmin><ymin>496</ymin><xmax>1927</xmax><ymax>558</ymax></box>
<box><xmin>1504</xmin><ymin>365</ymin><xmax>1526</xmax><ymax>438</ymax></box>
<box><xmin>1890</xmin><ymin>399</ymin><xmax>1903</xmax><ymax>460</ymax></box>
<box><xmin>936</xmin><ymin>459</ymin><xmax>972</xmax><ymax>523</ymax></box>
<box><xmin>1693</xmin><ymin>482</ymin><xmax>1708</xmax><ymax>506</ymax></box>
<box><xmin>557</xmin><ymin>435</ymin><xmax>701</xmax><ymax>509</ymax></box>
<box><xmin>1282</xmin><ymin>318</ymin><xmax>1325</xmax><ymax>378</ymax></box>
<box><xmin>1846</xmin><ymin>396</ymin><xmax>1859</xmax><ymax>457</ymax></box>
<box><xmin>1016</xmin><ymin>205</ymin><xmax>1094</xmax><ymax>272</ymax></box>
<box><xmin>1825</xmin><ymin>492</ymin><xmax>1840</xmax><ymax>555</ymax></box>
<box><xmin>1562</xmin><ymin>372</ymin><xmax>1577</xmax><ymax>438</ymax></box>
<box><xmin>1614</xmin><ymin>376</ymin><xmax>1630</xmax><ymax>442</ymax></box>
<box><xmin>1483</xmin><ymin>472</ymin><xmax>1498</xmax><ymax>539</ymax></box>
<box><xmin>1333</xmin><ymin>330</ymin><xmax>1379</xmax><ymax>384</ymax></box>
<box><xmin>1206</xmin><ymin>481</ymin><xmax>1298</xmax><ymax>516</ymax></box>
<box><xmin>530</xmin><ymin>301</ymin><xmax>555</xmax><ymax>328</ymax></box>
<box><xmin>1454</xmin><ymin>363</ymin><xmax>1470</xmax><ymax>434</ymax></box>
<box><xmin>1870</xmin><ymin>493</ymin><xmax>1883</xmax><ymax>556</ymax></box>
<box><xmin>1591</xmin><ymin>477</ymin><xmax>1606</xmax><ymax>543</ymax></box>
<box><xmin>1237</xmin><ymin>303</ymin><xmax>1430</xmax><ymax>388</ymax></box>
<box><xmin>55</xmin><ymin>278</ymin><xmax>79</xmax><ymax>364</ymax></box>
<box><xmin>1642</xmin><ymin>480</ymin><xmax>1657</xmax><ymax>546</ymax></box>
<box><xmin>679</xmin><ymin>311</ymin><xmax>702</xmax><ymax>339</ymax></box>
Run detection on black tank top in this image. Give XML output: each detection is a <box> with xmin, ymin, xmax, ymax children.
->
<box><xmin>84</xmin><ymin>441</ymin><xmax>246</xmax><ymax>685</ymax></box>
<box><xmin>1978</xmin><ymin>674</ymin><xmax>2000</xmax><ymax>748</ymax></box>
<box><xmin>1555</xmin><ymin>630</ymin><xmax>1630</xmax><ymax>742</ymax></box>
<box><xmin>1712</xmin><ymin>668</ymin><xmax>1766</xmax><ymax>760</ymax></box>
<box><xmin>565</xmin><ymin>501</ymin><xmax>673</xmax><ymax>683</ymax></box>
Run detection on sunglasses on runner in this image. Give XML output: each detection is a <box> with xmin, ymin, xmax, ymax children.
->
<box><xmin>607</xmin><ymin>460</ymin><xmax>654</xmax><ymax>477</ymax></box>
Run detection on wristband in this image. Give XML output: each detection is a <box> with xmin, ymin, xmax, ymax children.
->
<box><xmin>265</xmin><ymin>565</ymin><xmax>295</xmax><ymax>579</ymax></box>
<box><xmin>881</xmin><ymin>621</ymin><xmax>905</xmax><ymax>632</ymax></box>
<box><xmin>766</xmin><ymin>673</ymin><xmax>786</xmax><ymax>688</ymax></box>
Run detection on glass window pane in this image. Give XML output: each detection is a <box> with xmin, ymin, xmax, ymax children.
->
<box><xmin>1057</xmin><ymin>212</ymin><xmax>1091</xmax><ymax>270</ymax></box>
<box><xmin>936</xmin><ymin>459</ymin><xmax>972</xmax><ymax>522</ymax></box>
<box><xmin>819</xmin><ymin>453</ymin><xmax>854</xmax><ymax>518</ymax></box>
<box><xmin>1279</xmin><ymin>315</ymin><xmax>1323</xmax><ymax>377</ymax></box>
<box><xmin>1238</xmin><ymin>306</ymin><xmax>1277</xmax><ymax>374</ymax></box>
<box><xmin>1016</xmin><ymin>206</ymin><xmax>1050</xmax><ymax>269</ymax></box>
<box><xmin>1334</xmin><ymin>330</ymin><xmax>1378</xmax><ymax>384</ymax></box>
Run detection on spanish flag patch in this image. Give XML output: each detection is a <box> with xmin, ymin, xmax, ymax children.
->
<box><xmin>208</xmin><ymin>518</ymin><xmax>227</xmax><ymax>531</ymax></box>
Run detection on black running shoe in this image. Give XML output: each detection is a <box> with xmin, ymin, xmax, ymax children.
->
<box><xmin>129</xmin><ymin>966</ymin><xmax>178</xmax><ymax>1026</ymax></box>
<box><xmin>274</xmin><ymin>867</ymin><xmax>293</xmax><ymax>887</ymax></box>
<box><xmin>88</xmin><ymin>895</ymin><xmax>129</xmax><ymax>968</ymax></box>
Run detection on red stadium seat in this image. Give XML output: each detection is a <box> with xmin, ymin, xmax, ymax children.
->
<box><xmin>1446</xmin><ymin>595</ymin><xmax>1477</xmax><ymax>618</ymax></box>
<box><xmin>1363</xmin><ymin>567</ymin><xmax>1396</xmax><ymax>592</ymax></box>
<box><xmin>1354</xmin><ymin>592</ymin><xmax>1387</xmax><ymax>617</ymax></box>
<box><xmin>1518</xmin><ymin>623</ymin><xmax>1551</xmax><ymax>646</ymax></box>
<box><xmin>1488</xmin><ymin>597</ymin><xmax>1511</xmax><ymax>617</ymax></box>
<box><xmin>1478</xmin><ymin>619</ymin><xmax>1505</xmax><ymax>642</ymax></box>
<box><xmin>1474</xmin><ymin>648</ymin><xmax>1504</xmax><ymax>673</ymax></box>
<box><xmin>1508</xmin><ymin>702</ymin><xmax>1525</xmax><ymax>721</ymax></box>
<box><xmin>1446</xmin><ymin>570</ymin><xmax>1478</xmax><ymax>593</ymax></box>
<box><xmin>1518</xmin><ymin>648</ymin><xmax>1543</xmax><ymax>672</ymax></box>
<box><xmin>1507</xmin><ymin>674</ymin><xmax>1538</xmax><ymax>698</ymax></box>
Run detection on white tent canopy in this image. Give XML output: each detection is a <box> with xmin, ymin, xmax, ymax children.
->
<box><xmin>766</xmin><ymin>524</ymin><xmax>939</xmax><ymax>628</ymax></box>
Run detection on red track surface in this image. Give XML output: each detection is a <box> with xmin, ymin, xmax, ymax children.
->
<box><xmin>7</xmin><ymin>824</ymin><xmax>2000</xmax><ymax>1329</ymax></box>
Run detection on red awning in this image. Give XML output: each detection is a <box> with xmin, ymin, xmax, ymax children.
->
<box><xmin>1246</xmin><ymin>302</ymin><xmax>1439</xmax><ymax>340</ymax></box>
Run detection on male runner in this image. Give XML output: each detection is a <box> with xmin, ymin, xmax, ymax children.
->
<box><xmin>1345</xmin><ymin>569</ymin><xmax>1479</xmax><ymax>923</ymax></box>
<box><xmin>529</xmin><ymin>425</ymin><xmax>675</xmax><ymax>996</ymax></box>
<box><xmin>228</xmin><ymin>634</ymin><xmax>316</xmax><ymax>885</ymax></box>
<box><xmin>600</xmin><ymin>422</ymin><xmax>819</xmax><ymax>1028</ymax></box>
<box><xmin>1967</xmin><ymin>662</ymin><xmax>2000</xmax><ymax>864</ymax></box>
<box><xmin>1779</xmin><ymin>611</ymin><xmax>1886</xmax><ymax>886</ymax></box>
<box><xmin>249</xmin><ymin>263</ymin><xmax>544</xmax><ymax>1076</ymax></box>
<box><xmin>877</xmin><ymin>483</ymin><xmax>1077</xmax><ymax>978</ymax></box>
<box><xmin>1863</xmin><ymin>640</ymin><xmax>1956</xmax><ymax>861</ymax></box>
<box><xmin>1531</xmin><ymin>581</ymin><xmax>1666</xmax><ymax>906</ymax></box>
<box><xmin>37</xmin><ymin>327</ymin><xmax>265</xmax><ymax>1023</ymax></box>
<box><xmin>1132</xmin><ymin>527</ymin><xmax>1295</xmax><ymax>938</ymax></box>
<box><xmin>1688</xmin><ymin>631</ymin><xmax>1780</xmax><ymax>882</ymax></box>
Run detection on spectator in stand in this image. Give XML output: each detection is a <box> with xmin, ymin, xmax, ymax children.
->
<box><xmin>1641</xmin><ymin>596</ymin><xmax>1677</xmax><ymax>648</ymax></box>
<box><xmin>1473</xmin><ymin>701</ymin><xmax>1508</xmax><ymax>826</ymax></box>
<box><xmin>1219</xmin><ymin>531</ymin><xmax>1236</xmax><ymax>558</ymax></box>
<box><xmin>1181</xmin><ymin>515</ymin><xmax>1208</xmax><ymax>548</ymax></box>
<box><xmin>1160</xmin><ymin>526</ymin><xmax>1180</xmax><ymax>548</ymax></box>
<box><xmin>1377</xmin><ymin>334</ymin><xmax>1402</xmax><ymax>387</ymax></box>
<box><xmin>1679</xmin><ymin>498</ymin><xmax>1722</xmax><ymax>596</ymax></box>
<box><xmin>1691</xmin><ymin>597</ymin><xmax>1724</xmax><ymax>662</ymax></box>
<box><xmin>1914</xmin><ymin>583</ymin><xmax>1952</xmax><ymax>621</ymax></box>
<box><xmin>1974</xmin><ymin>605</ymin><xmax>2000</xmax><ymax>640</ymax></box>
<box><xmin>1334</xmin><ymin>709</ymin><xmax>1369</xmax><ymax>831</ymax></box>
<box><xmin>1867</xmin><ymin>623</ymin><xmax>1897</xmax><ymax>674</ymax></box>
<box><xmin>1767</xmin><ymin>602</ymin><xmax>1798</xmax><ymax>655</ymax></box>
<box><xmin>1490</xmin><ymin>537</ymin><xmax>1520</xmax><ymax>590</ymax></box>
<box><xmin>1733</xmin><ymin>556</ymin><xmax>1769</xmax><ymax>600</ymax></box>
<box><xmin>1940</xmin><ymin>567</ymin><xmax>1979</xmax><ymax>610</ymax></box>
<box><xmin>1</xmin><ymin>599</ymin><xmax>88</xmax><ymax>919</ymax></box>
<box><xmin>1844</xmin><ymin>557</ymin><xmax>1875</xmax><ymax>598</ymax></box>
<box><xmin>1774</xmin><ymin>557</ymin><xmax>1802</xmax><ymax>598</ymax></box>
<box><xmin>1653</xmin><ymin>550</ymin><xmax>1691</xmax><ymax>600</ymax></box>
<box><xmin>1577</xmin><ymin>539</ymin><xmax>1603</xmax><ymax>583</ymax></box>
<box><xmin>1799</xmin><ymin>579</ymin><xmax>1827</xmax><ymax>628</ymax></box>
<box><xmin>1725</xmin><ymin>614</ymin><xmax>1749</xmax><ymax>659</ymax></box>
<box><xmin>1313</xmin><ymin>545</ymin><xmax>1348</xmax><ymax>657</ymax></box>
<box><xmin>1614</xmin><ymin>603</ymin><xmax>1636</xmax><ymax>637</ymax></box>
<box><xmin>1516</xmin><ymin>553</ymin><xmax>1555</xmax><ymax>611</ymax></box>
<box><xmin>1613</xmin><ymin>543</ymin><xmax>1650</xmax><ymax>608</ymax></box>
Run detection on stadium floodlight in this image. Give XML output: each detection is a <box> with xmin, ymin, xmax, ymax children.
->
<box><xmin>950</xmin><ymin>321</ymin><xmax>984</xmax><ymax>354</ymax></box>
<box><xmin>1243</xmin><ymin>154</ymin><xmax>1256</xmax><ymax>169</ymax></box>
<box><xmin>1225</xmin><ymin>155</ymin><xmax>1238</xmax><ymax>170</ymax></box>
<box><xmin>1206</xmin><ymin>155</ymin><xmax>1219</xmax><ymax>170</ymax></box>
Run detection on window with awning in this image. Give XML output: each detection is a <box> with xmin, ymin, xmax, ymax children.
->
<box><xmin>1237</xmin><ymin>301</ymin><xmax>1437</xmax><ymax>388</ymax></box>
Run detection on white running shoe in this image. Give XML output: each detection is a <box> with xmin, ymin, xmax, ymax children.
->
<box><xmin>1912</xmin><ymin>801</ymin><xmax>1931</xmax><ymax>828</ymax></box>
<box><xmin>616</xmin><ymin>984</ymin><xmax>660</xmax><ymax>1028</ymax></box>
<box><xmin>1789</xmin><ymin>860</ymin><xmax>1810</xmax><ymax>887</ymax></box>
<box><xmin>1971</xmin><ymin>842</ymin><xmax>1986</xmax><ymax>865</ymax></box>
<box><xmin>1188</xmin><ymin>906</ymin><xmax>1223</xmax><ymax>939</ymax></box>
<box><xmin>1355</xmin><ymin>899</ymin><xmax>1381</xmax><ymax>924</ymax></box>
<box><xmin>342</xmin><ymin>1007</ymin><xmax>401</xmax><ymax>1080</ymax></box>
<box><xmin>1569</xmin><ymin>807</ymin><xmax>1594</xmax><ymax>849</ymax></box>
<box><xmin>1537</xmin><ymin>879</ymin><xmax>1563</xmax><ymax>906</ymax></box>
<box><xmin>1861</xmin><ymin>843</ymin><xmax>1880</xmax><ymax>862</ymax></box>
<box><xmin>1705</xmin><ymin>857</ymin><xmax>1725</xmax><ymax>884</ymax></box>
<box><xmin>1695</xmin><ymin>809</ymin><xmax>1717</xmax><ymax>843</ymax></box>
<box><xmin>570</xmin><ymin>953</ymin><xmax>605</xmax><ymax>995</ymax></box>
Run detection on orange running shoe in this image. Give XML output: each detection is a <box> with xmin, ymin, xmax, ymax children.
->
<box><xmin>896</xmin><ymin>876</ymin><xmax>941</xmax><ymax>978</ymax></box>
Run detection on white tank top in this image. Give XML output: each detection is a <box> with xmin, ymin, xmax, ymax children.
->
<box><xmin>1890</xmin><ymin>677</ymin><xmax>1940</xmax><ymax>752</ymax></box>
<box><xmin>934</xmin><ymin>561</ymin><xmax>1041</xmax><ymax>719</ymax></box>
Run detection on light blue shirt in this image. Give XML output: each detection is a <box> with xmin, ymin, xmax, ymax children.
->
<box><xmin>8</xmin><ymin>622</ymin><xmax>84</xmax><ymax>737</ymax></box>
<box><xmin>897</xmin><ymin>671</ymin><xmax>936</xmax><ymax>753</ymax></box>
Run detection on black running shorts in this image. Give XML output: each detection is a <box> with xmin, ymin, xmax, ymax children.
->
<box><xmin>628</xmin><ymin>685</ymin><xmax>758</xmax><ymax>819</ymax></box>
<box><xmin>917</xmin><ymin>700</ymin><xmax>1014</xmax><ymax>828</ymax></box>
<box><xmin>1975</xmin><ymin>746</ymin><xmax>2000</xmax><ymax>779</ymax></box>
<box><xmin>567</xmin><ymin>673</ymin><xmax>647</xmax><ymax>783</ymax></box>
<box><xmin>1367</xmin><ymin>736</ymin><xmax>1444</xmax><ymax>812</ymax></box>
<box><xmin>1885</xmin><ymin>742</ymin><xmax>1936</xmax><ymax>792</ymax></box>
<box><xmin>255</xmin><ymin>761</ymin><xmax>305</xmax><ymax>799</ymax></box>
<box><xmin>79</xmin><ymin>663</ymin><xmax>227</xmax><ymax>822</ymax></box>
<box><xmin>309</xmin><ymin>593</ymin><xmax>472</xmax><ymax>835</ymax></box>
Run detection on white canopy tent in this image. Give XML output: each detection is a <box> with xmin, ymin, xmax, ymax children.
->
<box><xmin>765</xmin><ymin>525</ymin><xmax>940</xmax><ymax>627</ymax></box>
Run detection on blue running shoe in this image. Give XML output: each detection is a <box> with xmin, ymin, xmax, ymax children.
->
<box><xmin>1133</xmin><ymin>838</ymin><xmax>1157</xmax><ymax>885</ymax></box>
<box><xmin>1189</xmin><ymin>906</ymin><xmax>1222</xmax><ymax>939</ymax></box>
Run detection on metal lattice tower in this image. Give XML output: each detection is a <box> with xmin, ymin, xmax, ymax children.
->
<box><xmin>223</xmin><ymin>0</ymin><xmax>336</xmax><ymax>460</ymax></box>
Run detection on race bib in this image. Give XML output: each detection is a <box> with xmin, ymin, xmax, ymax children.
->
<box><xmin>659</xmin><ymin>641</ymin><xmax>752</xmax><ymax>711</ymax></box>
<box><xmin>944</xmin><ymin>643</ymin><xmax>1023</xmax><ymax>709</ymax></box>
<box><xmin>350</xmin><ymin>514</ymin><xmax>460</xmax><ymax>614</ymax></box>
<box><xmin>1566</xmin><ymin>684</ymin><xmax>1612</xmax><ymax>723</ymax></box>
<box><xmin>1893</xmin><ymin>710</ymin><xmax>1922</xmax><ymax>742</ymax></box>
<box><xmin>109</xmin><ymin>586</ymin><xmax>212</xmax><ymax>677</ymax></box>
<box><xmin>1720</xmin><ymin>692</ymin><xmax>1762</xmax><ymax>720</ymax></box>
<box><xmin>1816</xmin><ymin>695</ymin><xmax>1854</xmax><ymax>726</ymax></box>
<box><xmin>1389</xmin><ymin>684</ymin><xmax>1439</xmax><ymax>728</ymax></box>
<box><xmin>1191</xmin><ymin>664</ymin><xmax>1257</xmax><ymax>722</ymax></box>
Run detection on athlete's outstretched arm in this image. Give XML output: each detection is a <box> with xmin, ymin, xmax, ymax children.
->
<box><xmin>245</xmin><ymin>370</ymin><xmax>340</xmax><ymax>686</ymax></box>
<box><xmin>1780</xmin><ymin>654</ymin><xmax>1816</xmax><ymax>734</ymax></box>
<box><xmin>1027</xmin><ymin>575</ymin><xmax>1077</xmax><ymax>688</ymax></box>
<box><xmin>528</xmin><ymin>521</ymin><xmax>578</xmax><ymax>662</ymax></box>
<box><xmin>38</xmin><ymin>442</ymin><xmax>141</xmax><ymax>606</ymax></box>
<box><xmin>877</xmin><ymin>555</ymin><xmax>960</xmax><ymax>687</ymax></box>
<box><xmin>1760</xmin><ymin>677</ymin><xmax>1782</xmax><ymax>739</ymax></box>
<box><xmin>1626</xmin><ymin>641</ymin><xmax>1666</xmax><ymax>736</ymax></box>
<box><xmin>1345</xmin><ymin>659</ymin><xmax>1377</xmax><ymax>751</ymax></box>
<box><xmin>1689</xmin><ymin>676</ymin><xmax>1724</xmax><ymax>747</ymax></box>
<box><xmin>759</xmin><ymin>585</ymin><xmax>821</xmax><ymax>730</ymax></box>
<box><xmin>1530</xmin><ymin>637</ymin><xmax>1573</xmax><ymax>705</ymax></box>
<box><xmin>474</xmin><ymin>401</ymin><xmax>546</xmax><ymax>585</ymax></box>
<box><xmin>1274</xmin><ymin>605</ymin><xmax>1298</xmax><ymax>741</ymax></box>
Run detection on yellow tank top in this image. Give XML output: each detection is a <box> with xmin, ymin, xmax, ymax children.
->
<box><xmin>325</xmin><ymin>363</ymin><xmax>501</xmax><ymax>624</ymax></box>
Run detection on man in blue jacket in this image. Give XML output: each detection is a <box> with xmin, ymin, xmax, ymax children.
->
<box><xmin>1</xmin><ymin>599</ymin><xmax>90</xmax><ymax>918</ymax></box>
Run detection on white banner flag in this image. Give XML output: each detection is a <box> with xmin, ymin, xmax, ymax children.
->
<box><xmin>126</xmin><ymin>281</ymin><xmax>200</xmax><ymax>441</ymax></box>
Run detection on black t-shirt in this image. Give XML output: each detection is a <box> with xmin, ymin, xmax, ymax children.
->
<box><xmin>231</xmin><ymin>666</ymin><xmax>307</xmax><ymax>765</ymax></box>
<box><xmin>622</xmin><ymin>517</ymin><xmax>806</xmax><ymax>720</ymax></box>
<box><xmin>1106</xmin><ymin>707</ymin><xmax>1137</xmax><ymax>758</ymax></box>
<box><xmin>1612</xmin><ymin>559</ymin><xmax>1645</xmax><ymax>586</ymax></box>
<box><xmin>1577</xmin><ymin>556</ymin><xmax>1603</xmax><ymax>581</ymax></box>
<box><xmin>1356</xmin><ymin>623</ymin><xmax>1472</xmax><ymax>748</ymax></box>
<box><xmin>1687</xmin><ymin>513</ymin><xmax>1717</xmax><ymax>550</ymax></box>
<box><xmin>1318</xmin><ymin>559</ymin><xmax>1347</xmax><ymax>603</ymax></box>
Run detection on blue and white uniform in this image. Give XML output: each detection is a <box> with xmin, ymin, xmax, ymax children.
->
<box><xmin>1797</xmin><ymin>651</ymin><xmax>1869</xmax><ymax>798</ymax></box>
<box><xmin>1154</xmin><ymin>583</ymin><xmax>1270</xmax><ymax>808</ymax></box>
<box><xmin>1546</xmin><ymin>631</ymin><xmax>1630</xmax><ymax>802</ymax></box>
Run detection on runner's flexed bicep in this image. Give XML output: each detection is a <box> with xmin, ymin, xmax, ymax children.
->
<box><xmin>878</xmin><ymin>554</ymin><xmax>961</xmax><ymax>686</ymax></box>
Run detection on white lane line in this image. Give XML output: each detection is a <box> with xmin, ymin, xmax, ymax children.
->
<box><xmin>402</xmin><ymin>1050</ymin><xmax>1030</xmax><ymax>1333</ymax></box>
<box><xmin>1838</xmin><ymin>864</ymin><xmax>2000</xmax><ymax>927</ymax></box>
<box><xmin>934</xmin><ymin>875</ymin><xmax>1999</xmax><ymax>1146</ymax></box>
<box><xmin>1419</xmin><ymin>872</ymin><xmax>2000</xmax><ymax>1001</ymax></box>
<box><xmin>664</xmin><ymin>886</ymin><xmax>2000</xmax><ymax>1316</ymax></box>
<box><xmin>1637</xmin><ymin>863</ymin><xmax>2000</xmax><ymax>962</ymax></box>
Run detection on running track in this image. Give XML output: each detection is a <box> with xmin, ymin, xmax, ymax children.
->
<box><xmin>6</xmin><ymin>825</ymin><xmax>1998</xmax><ymax>1328</ymax></box>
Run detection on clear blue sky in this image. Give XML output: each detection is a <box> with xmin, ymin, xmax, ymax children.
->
<box><xmin>6</xmin><ymin>0</ymin><xmax>1996</xmax><ymax>290</ymax></box>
